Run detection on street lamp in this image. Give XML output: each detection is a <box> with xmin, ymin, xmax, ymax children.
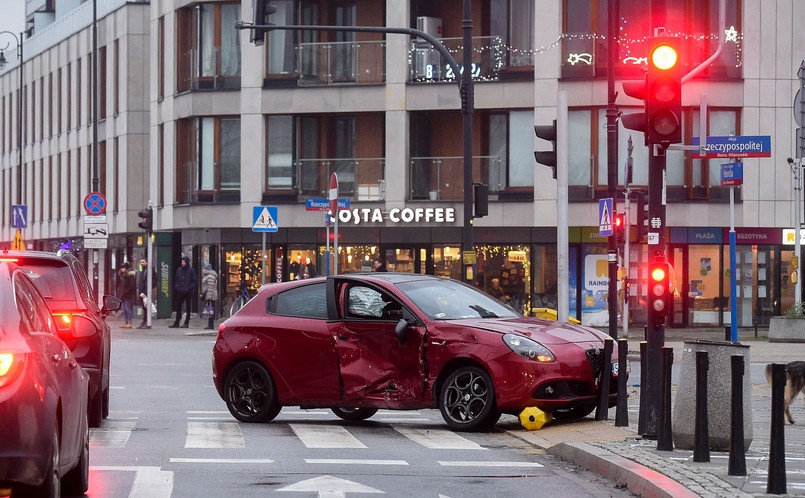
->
<box><xmin>0</xmin><ymin>31</ymin><xmax>24</xmax><ymax>205</ymax></box>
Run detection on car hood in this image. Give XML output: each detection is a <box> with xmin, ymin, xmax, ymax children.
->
<box><xmin>452</xmin><ymin>317</ymin><xmax>609</xmax><ymax>346</ymax></box>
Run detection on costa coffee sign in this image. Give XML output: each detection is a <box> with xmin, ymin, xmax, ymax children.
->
<box><xmin>331</xmin><ymin>207</ymin><xmax>456</xmax><ymax>225</ymax></box>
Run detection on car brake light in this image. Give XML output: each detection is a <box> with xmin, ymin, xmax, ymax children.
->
<box><xmin>52</xmin><ymin>313</ymin><xmax>73</xmax><ymax>330</ymax></box>
<box><xmin>0</xmin><ymin>257</ymin><xmax>19</xmax><ymax>263</ymax></box>
<box><xmin>0</xmin><ymin>353</ymin><xmax>25</xmax><ymax>388</ymax></box>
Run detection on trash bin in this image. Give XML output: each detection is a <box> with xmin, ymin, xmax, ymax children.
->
<box><xmin>671</xmin><ymin>339</ymin><xmax>752</xmax><ymax>451</ymax></box>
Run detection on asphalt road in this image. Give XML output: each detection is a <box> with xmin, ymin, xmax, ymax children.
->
<box><xmin>75</xmin><ymin>326</ymin><xmax>636</xmax><ymax>498</ymax></box>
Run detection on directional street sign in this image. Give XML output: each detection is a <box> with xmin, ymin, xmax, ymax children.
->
<box><xmin>598</xmin><ymin>198</ymin><xmax>614</xmax><ymax>236</ymax></box>
<box><xmin>83</xmin><ymin>192</ymin><xmax>107</xmax><ymax>215</ymax></box>
<box><xmin>305</xmin><ymin>198</ymin><xmax>350</xmax><ymax>211</ymax></box>
<box><xmin>252</xmin><ymin>206</ymin><xmax>278</xmax><ymax>233</ymax></box>
<box><xmin>692</xmin><ymin>135</ymin><xmax>772</xmax><ymax>159</ymax></box>
<box><xmin>11</xmin><ymin>204</ymin><xmax>27</xmax><ymax>228</ymax></box>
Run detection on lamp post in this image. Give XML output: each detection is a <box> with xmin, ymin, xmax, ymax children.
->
<box><xmin>0</xmin><ymin>31</ymin><xmax>24</xmax><ymax>205</ymax></box>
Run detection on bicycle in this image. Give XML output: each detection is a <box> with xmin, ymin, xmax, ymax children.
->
<box><xmin>229</xmin><ymin>286</ymin><xmax>251</xmax><ymax>317</ymax></box>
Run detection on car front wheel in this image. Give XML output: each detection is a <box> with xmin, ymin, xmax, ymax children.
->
<box><xmin>331</xmin><ymin>407</ymin><xmax>378</xmax><ymax>421</ymax></box>
<box><xmin>224</xmin><ymin>361</ymin><xmax>281</xmax><ymax>423</ymax></box>
<box><xmin>439</xmin><ymin>366</ymin><xmax>500</xmax><ymax>432</ymax></box>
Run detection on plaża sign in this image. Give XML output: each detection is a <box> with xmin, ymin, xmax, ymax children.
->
<box><xmin>331</xmin><ymin>207</ymin><xmax>456</xmax><ymax>225</ymax></box>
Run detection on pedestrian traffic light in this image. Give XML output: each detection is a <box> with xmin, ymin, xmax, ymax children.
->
<box><xmin>137</xmin><ymin>208</ymin><xmax>153</xmax><ymax>234</ymax></box>
<box><xmin>621</xmin><ymin>79</ymin><xmax>647</xmax><ymax>137</ymax></box>
<box><xmin>648</xmin><ymin>259</ymin><xmax>674</xmax><ymax>326</ymax></box>
<box><xmin>251</xmin><ymin>0</ymin><xmax>278</xmax><ymax>46</ymax></box>
<box><xmin>646</xmin><ymin>37</ymin><xmax>682</xmax><ymax>145</ymax></box>
<box><xmin>473</xmin><ymin>183</ymin><xmax>489</xmax><ymax>218</ymax></box>
<box><xmin>614</xmin><ymin>212</ymin><xmax>625</xmax><ymax>243</ymax></box>
<box><xmin>534</xmin><ymin>121</ymin><xmax>557</xmax><ymax>179</ymax></box>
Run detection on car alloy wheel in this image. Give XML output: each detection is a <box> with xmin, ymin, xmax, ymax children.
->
<box><xmin>439</xmin><ymin>366</ymin><xmax>500</xmax><ymax>432</ymax></box>
<box><xmin>62</xmin><ymin>412</ymin><xmax>90</xmax><ymax>495</ymax></box>
<box><xmin>331</xmin><ymin>407</ymin><xmax>378</xmax><ymax>421</ymax></box>
<box><xmin>224</xmin><ymin>361</ymin><xmax>281</xmax><ymax>423</ymax></box>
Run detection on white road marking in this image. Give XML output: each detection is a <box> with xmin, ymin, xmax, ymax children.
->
<box><xmin>395</xmin><ymin>427</ymin><xmax>485</xmax><ymax>450</ymax></box>
<box><xmin>290</xmin><ymin>424</ymin><xmax>367</xmax><ymax>448</ymax></box>
<box><xmin>90</xmin><ymin>421</ymin><xmax>136</xmax><ymax>448</ymax></box>
<box><xmin>90</xmin><ymin>466</ymin><xmax>173</xmax><ymax>498</ymax></box>
<box><xmin>305</xmin><ymin>459</ymin><xmax>408</xmax><ymax>465</ymax></box>
<box><xmin>110</xmin><ymin>386</ymin><xmax>125</xmax><ymax>389</ymax></box>
<box><xmin>185</xmin><ymin>421</ymin><xmax>245</xmax><ymax>448</ymax></box>
<box><xmin>372</xmin><ymin>417</ymin><xmax>430</xmax><ymax>423</ymax></box>
<box><xmin>277</xmin><ymin>476</ymin><xmax>383</xmax><ymax>496</ymax></box>
<box><xmin>438</xmin><ymin>460</ymin><xmax>544</xmax><ymax>467</ymax></box>
<box><xmin>169</xmin><ymin>458</ymin><xmax>274</xmax><ymax>464</ymax></box>
<box><xmin>148</xmin><ymin>386</ymin><xmax>179</xmax><ymax>390</ymax></box>
<box><xmin>187</xmin><ymin>410</ymin><xmax>229</xmax><ymax>415</ymax></box>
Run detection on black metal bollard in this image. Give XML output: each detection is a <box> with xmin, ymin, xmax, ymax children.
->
<box><xmin>657</xmin><ymin>346</ymin><xmax>674</xmax><ymax>451</ymax></box>
<box><xmin>595</xmin><ymin>337</ymin><xmax>614</xmax><ymax>421</ymax></box>
<box><xmin>615</xmin><ymin>338</ymin><xmax>629</xmax><ymax>426</ymax></box>
<box><xmin>638</xmin><ymin>341</ymin><xmax>647</xmax><ymax>435</ymax></box>
<box><xmin>767</xmin><ymin>363</ymin><xmax>787</xmax><ymax>494</ymax></box>
<box><xmin>728</xmin><ymin>355</ymin><xmax>746</xmax><ymax>476</ymax></box>
<box><xmin>693</xmin><ymin>351</ymin><xmax>710</xmax><ymax>462</ymax></box>
<box><xmin>724</xmin><ymin>326</ymin><xmax>731</xmax><ymax>341</ymax></box>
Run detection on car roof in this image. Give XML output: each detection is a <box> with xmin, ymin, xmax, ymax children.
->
<box><xmin>334</xmin><ymin>272</ymin><xmax>446</xmax><ymax>285</ymax></box>
<box><xmin>0</xmin><ymin>248</ymin><xmax>75</xmax><ymax>263</ymax></box>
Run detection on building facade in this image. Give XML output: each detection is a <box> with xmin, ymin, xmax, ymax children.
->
<box><xmin>1</xmin><ymin>0</ymin><xmax>802</xmax><ymax>328</ymax></box>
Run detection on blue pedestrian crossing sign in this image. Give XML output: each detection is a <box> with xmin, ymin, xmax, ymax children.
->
<box><xmin>599</xmin><ymin>198</ymin><xmax>613</xmax><ymax>236</ymax></box>
<box><xmin>252</xmin><ymin>206</ymin><xmax>278</xmax><ymax>233</ymax></box>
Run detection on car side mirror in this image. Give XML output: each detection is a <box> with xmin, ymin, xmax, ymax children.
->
<box><xmin>395</xmin><ymin>319</ymin><xmax>411</xmax><ymax>345</ymax></box>
<box><xmin>71</xmin><ymin>315</ymin><xmax>97</xmax><ymax>338</ymax></box>
<box><xmin>102</xmin><ymin>295</ymin><xmax>122</xmax><ymax>315</ymax></box>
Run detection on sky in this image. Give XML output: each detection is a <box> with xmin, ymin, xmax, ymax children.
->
<box><xmin>0</xmin><ymin>0</ymin><xmax>26</xmax><ymax>49</ymax></box>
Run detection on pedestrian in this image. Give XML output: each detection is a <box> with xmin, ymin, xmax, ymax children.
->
<box><xmin>487</xmin><ymin>277</ymin><xmax>509</xmax><ymax>303</ymax></box>
<box><xmin>372</xmin><ymin>258</ymin><xmax>387</xmax><ymax>272</ymax></box>
<box><xmin>170</xmin><ymin>256</ymin><xmax>198</xmax><ymax>328</ymax></box>
<box><xmin>200</xmin><ymin>263</ymin><xmax>219</xmax><ymax>330</ymax></box>
<box><xmin>116</xmin><ymin>263</ymin><xmax>136</xmax><ymax>328</ymax></box>
<box><xmin>136</xmin><ymin>258</ymin><xmax>158</xmax><ymax>329</ymax></box>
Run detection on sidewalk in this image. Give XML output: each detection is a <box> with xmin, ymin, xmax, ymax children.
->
<box><xmin>115</xmin><ymin>316</ymin><xmax>805</xmax><ymax>496</ymax></box>
<box><xmin>512</xmin><ymin>328</ymin><xmax>805</xmax><ymax>498</ymax></box>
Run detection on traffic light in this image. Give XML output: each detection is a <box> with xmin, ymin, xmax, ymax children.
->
<box><xmin>648</xmin><ymin>259</ymin><xmax>675</xmax><ymax>326</ymax></box>
<box><xmin>613</xmin><ymin>212</ymin><xmax>625</xmax><ymax>243</ymax></box>
<box><xmin>137</xmin><ymin>208</ymin><xmax>153</xmax><ymax>234</ymax></box>
<box><xmin>534</xmin><ymin>121</ymin><xmax>557</xmax><ymax>179</ymax></box>
<box><xmin>621</xmin><ymin>79</ymin><xmax>647</xmax><ymax>136</ymax></box>
<box><xmin>646</xmin><ymin>37</ymin><xmax>682</xmax><ymax>145</ymax></box>
<box><xmin>635</xmin><ymin>192</ymin><xmax>647</xmax><ymax>242</ymax></box>
<box><xmin>251</xmin><ymin>0</ymin><xmax>277</xmax><ymax>46</ymax></box>
<box><xmin>473</xmin><ymin>183</ymin><xmax>489</xmax><ymax>218</ymax></box>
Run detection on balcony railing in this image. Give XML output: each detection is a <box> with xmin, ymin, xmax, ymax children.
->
<box><xmin>267</xmin><ymin>158</ymin><xmax>385</xmax><ymax>200</ymax></box>
<box><xmin>409</xmin><ymin>156</ymin><xmax>502</xmax><ymax>201</ymax></box>
<box><xmin>296</xmin><ymin>40</ymin><xmax>386</xmax><ymax>86</ymax></box>
<box><xmin>409</xmin><ymin>36</ymin><xmax>504</xmax><ymax>83</ymax></box>
<box><xmin>181</xmin><ymin>47</ymin><xmax>241</xmax><ymax>91</ymax></box>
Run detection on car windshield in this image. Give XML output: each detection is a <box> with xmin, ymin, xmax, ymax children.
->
<box><xmin>396</xmin><ymin>278</ymin><xmax>520</xmax><ymax>320</ymax></box>
<box><xmin>16</xmin><ymin>262</ymin><xmax>75</xmax><ymax>301</ymax></box>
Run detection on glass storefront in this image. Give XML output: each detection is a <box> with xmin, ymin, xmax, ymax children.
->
<box><xmin>476</xmin><ymin>245</ymin><xmax>531</xmax><ymax>315</ymax></box>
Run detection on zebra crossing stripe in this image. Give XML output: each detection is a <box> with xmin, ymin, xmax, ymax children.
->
<box><xmin>305</xmin><ymin>459</ymin><xmax>408</xmax><ymax>465</ymax></box>
<box><xmin>394</xmin><ymin>427</ymin><xmax>486</xmax><ymax>450</ymax></box>
<box><xmin>290</xmin><ymin>424</ymin><xmax>367</xmax><ymax>449</ymax></box>
<box><xmin>185</xmin><ymin>421</ymin><xmax>244</xmax><ymax>448</ymax></box>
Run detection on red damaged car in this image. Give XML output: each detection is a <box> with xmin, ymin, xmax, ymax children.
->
<box><xmin>212</xmin><ymin>273</ymin><xmax>624</xmax><ymax>432</ymax></box>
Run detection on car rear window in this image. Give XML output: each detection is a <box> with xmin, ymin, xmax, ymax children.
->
<box><xmin>17</xmin><ymin>261</ymin><xmax>76</xmax><ymax>301</ymax></box>
<box><xmin>273</xmin><ymin>283</ymin><xmax>328</xmax><ymax>319</ymax></box>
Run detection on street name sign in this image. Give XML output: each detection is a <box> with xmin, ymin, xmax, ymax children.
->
<box><xmin>692</xmin><ymin>135</ymin><xmax>772</xmax><ymax>158</ymax></box>
<box><xmin>720</xmin><ymin>162</ymin><xmax>743</xmax><ymax>186</ymax></box>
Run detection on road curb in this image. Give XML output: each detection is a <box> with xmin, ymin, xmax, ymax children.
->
<box><xmin>547</xmin><ymin>441</ymin><xmax>699</xmax><ymax>498</ymax></box>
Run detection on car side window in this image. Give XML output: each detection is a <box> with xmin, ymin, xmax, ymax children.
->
<box><xmin>71</xmin><ymin>260</ymin><xmax>96</xmax><ymax>305</ymax></box>
<box><xmin>20</xmin><ymin>277</ymin><xmax>57</xmax><ymax>335</ymax></box>
<box><xmin>346</xmin><ymin>285</ymin><xmax>402</xmax><ymax>320</ymax></box>
<box><xmin>273</xmin><ymin>283</ymin><xmax>328</xmax><ymax>319</ymax></box>
<box><xmin>13</xmin><ymin>278</ymin><xmax>35</xmax><ymax>335</ymax></box>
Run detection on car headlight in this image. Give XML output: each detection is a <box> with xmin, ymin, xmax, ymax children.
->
<box><xmin>502</xmin><ymin>334</ymin><xmax>555</xmax><ymax>362</ymax></box>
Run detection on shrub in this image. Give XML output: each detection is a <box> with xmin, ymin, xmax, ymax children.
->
<box><xmin>783</xmin><ymin>302</ymin><xmax>805</xmax><ymax>318</ymax></box>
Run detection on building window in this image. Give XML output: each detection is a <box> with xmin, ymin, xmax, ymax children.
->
<box><xmin>177</xmin><ymin>2</ymin><xmax>241</xmax><ymax>91</ymax></box>
<box><xmin>99</xmin><ymin>46</ymin><xmax>107</xmax><ymax>118</ymax></box>
<box><xmin>176</xmin><ymin>116</ymin><xmax>241</xmax><ymax>204</ymax></box>
<box><xmin>562</xmin><ymin>0</ymin><xmax>741</xmax><ymax>80</ymax></box>
<box><xmin>113</xmin><ymin>40</ymin><xmax>119</xmax><ymax>115</ymax></box>
<box><xmin>158</xmin><ymin>17</ymin><xmax>165</xmax><ymax>99</ymax></box>
<box><xmin>489</xmin><ymin>0</ymin><xmax>535</xmax><ymax>68</ymax></box>
<box><xmin>266</xmin><ymin>0</ymin><xmax>297</xmax><ymax>77</ymax></box>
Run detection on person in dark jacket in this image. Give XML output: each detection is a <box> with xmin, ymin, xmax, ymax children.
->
<box><xmin>170</xmin><ymin>256</ymin><xmax>198</xmax><ymax>328</ymax></box>
<box><xmin>136</xmin><ymin>258</ymin><xmax>159</xmax><ymax>329</ymax></box>
<box><xmin>116</xmin><ymin>263</ymin><xmax>136</xmax><ymax>328</ymax></box>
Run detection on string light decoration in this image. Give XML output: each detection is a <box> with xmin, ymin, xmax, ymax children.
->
<box><xmin>408</xmin><ymin>24</ymin><xmax>743</xmax><ymax>82</ymax></box>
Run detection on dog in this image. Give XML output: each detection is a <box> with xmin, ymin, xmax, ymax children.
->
<box><xmin>765</xmin><ymin>361</ymin><xmax>805</xmax><ymax>424</ymax></box>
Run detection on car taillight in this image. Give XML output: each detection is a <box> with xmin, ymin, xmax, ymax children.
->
<box><xmin>0</xmin><ymin>257</ymin><xmax>19</xmax><ymax>263</ymax></box>
<box><xmin>0</xmin><ymin>353</ymin><xmax>26</xmax><ymax>388</ymax></box>
<box><xmin>52</xmin><ymin>313</ymin><xmax>74</xmax><ymax>331</ymax></box>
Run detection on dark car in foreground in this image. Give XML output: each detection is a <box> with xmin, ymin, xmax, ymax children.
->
<box><xmin>0</xmin><ymin>261</ymin><xmax>90</xmax><ymax>497</ymax></box>
<box><xmin>0</xmin><ymin>249</ymin><xmax>120</xmax><ymax>427</ymax></box>
<box><xmin>212</xmin><ymin>273</ymin><xmax>624</xmax><ymax>431</ymax></box>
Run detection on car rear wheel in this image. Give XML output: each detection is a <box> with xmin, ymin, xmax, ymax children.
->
<box><xmin>29</xmin><ymin>426</ymin><xmax>60</xmax><ymax>498</ymax></box>
<box><xmin>331</xmin><ymin>407</ymin><xmax>378</xmax><ymax>421</ymax></box>
<box><xmin>89</xmin><ymin>390</ymin><xmax>103</xmax><ymax>428</ymax></box>
<box><xmin>224</xmin><ymin>361</ymin><xmax>281</xmax><ymax>423</ymax></box>
<box><xmin>439</xmin><ymin>366</ymin><xmax>500</xmax><ymax>432</ymax></box>
<box><xmin>551</xmin><ymin>403</ymin><xmax>596</xmax><ymax>421</ymax></box>
<box><xmin>62</xmin><ymin>412</ymin><xmax>89</xmax><ymax>495</ymax></box>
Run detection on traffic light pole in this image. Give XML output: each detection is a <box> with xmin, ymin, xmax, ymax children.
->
<box><xmin>606</xmin><ymin>0</ymin><xmax>619</xmax><ymax>339</ymax></box>
<box><xmin>644</xmin><ymin>145</ymin><xmax>668</xmax><ymax>438</ymax></box>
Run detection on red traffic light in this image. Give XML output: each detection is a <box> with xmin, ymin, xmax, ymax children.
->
<box><xmin>650</xmin><ymin>44</ymin><xmax>678</xmax><ymax>71</ymax></box>
<box><xmin>650</xmin><ymin>266</ymin><xmax>666</xmax><ymax>282</ymax></box>
<box><xmin>614</xmin><ymin>213</ymin><xmax>624</xmax><ymax>230</ymax></box>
